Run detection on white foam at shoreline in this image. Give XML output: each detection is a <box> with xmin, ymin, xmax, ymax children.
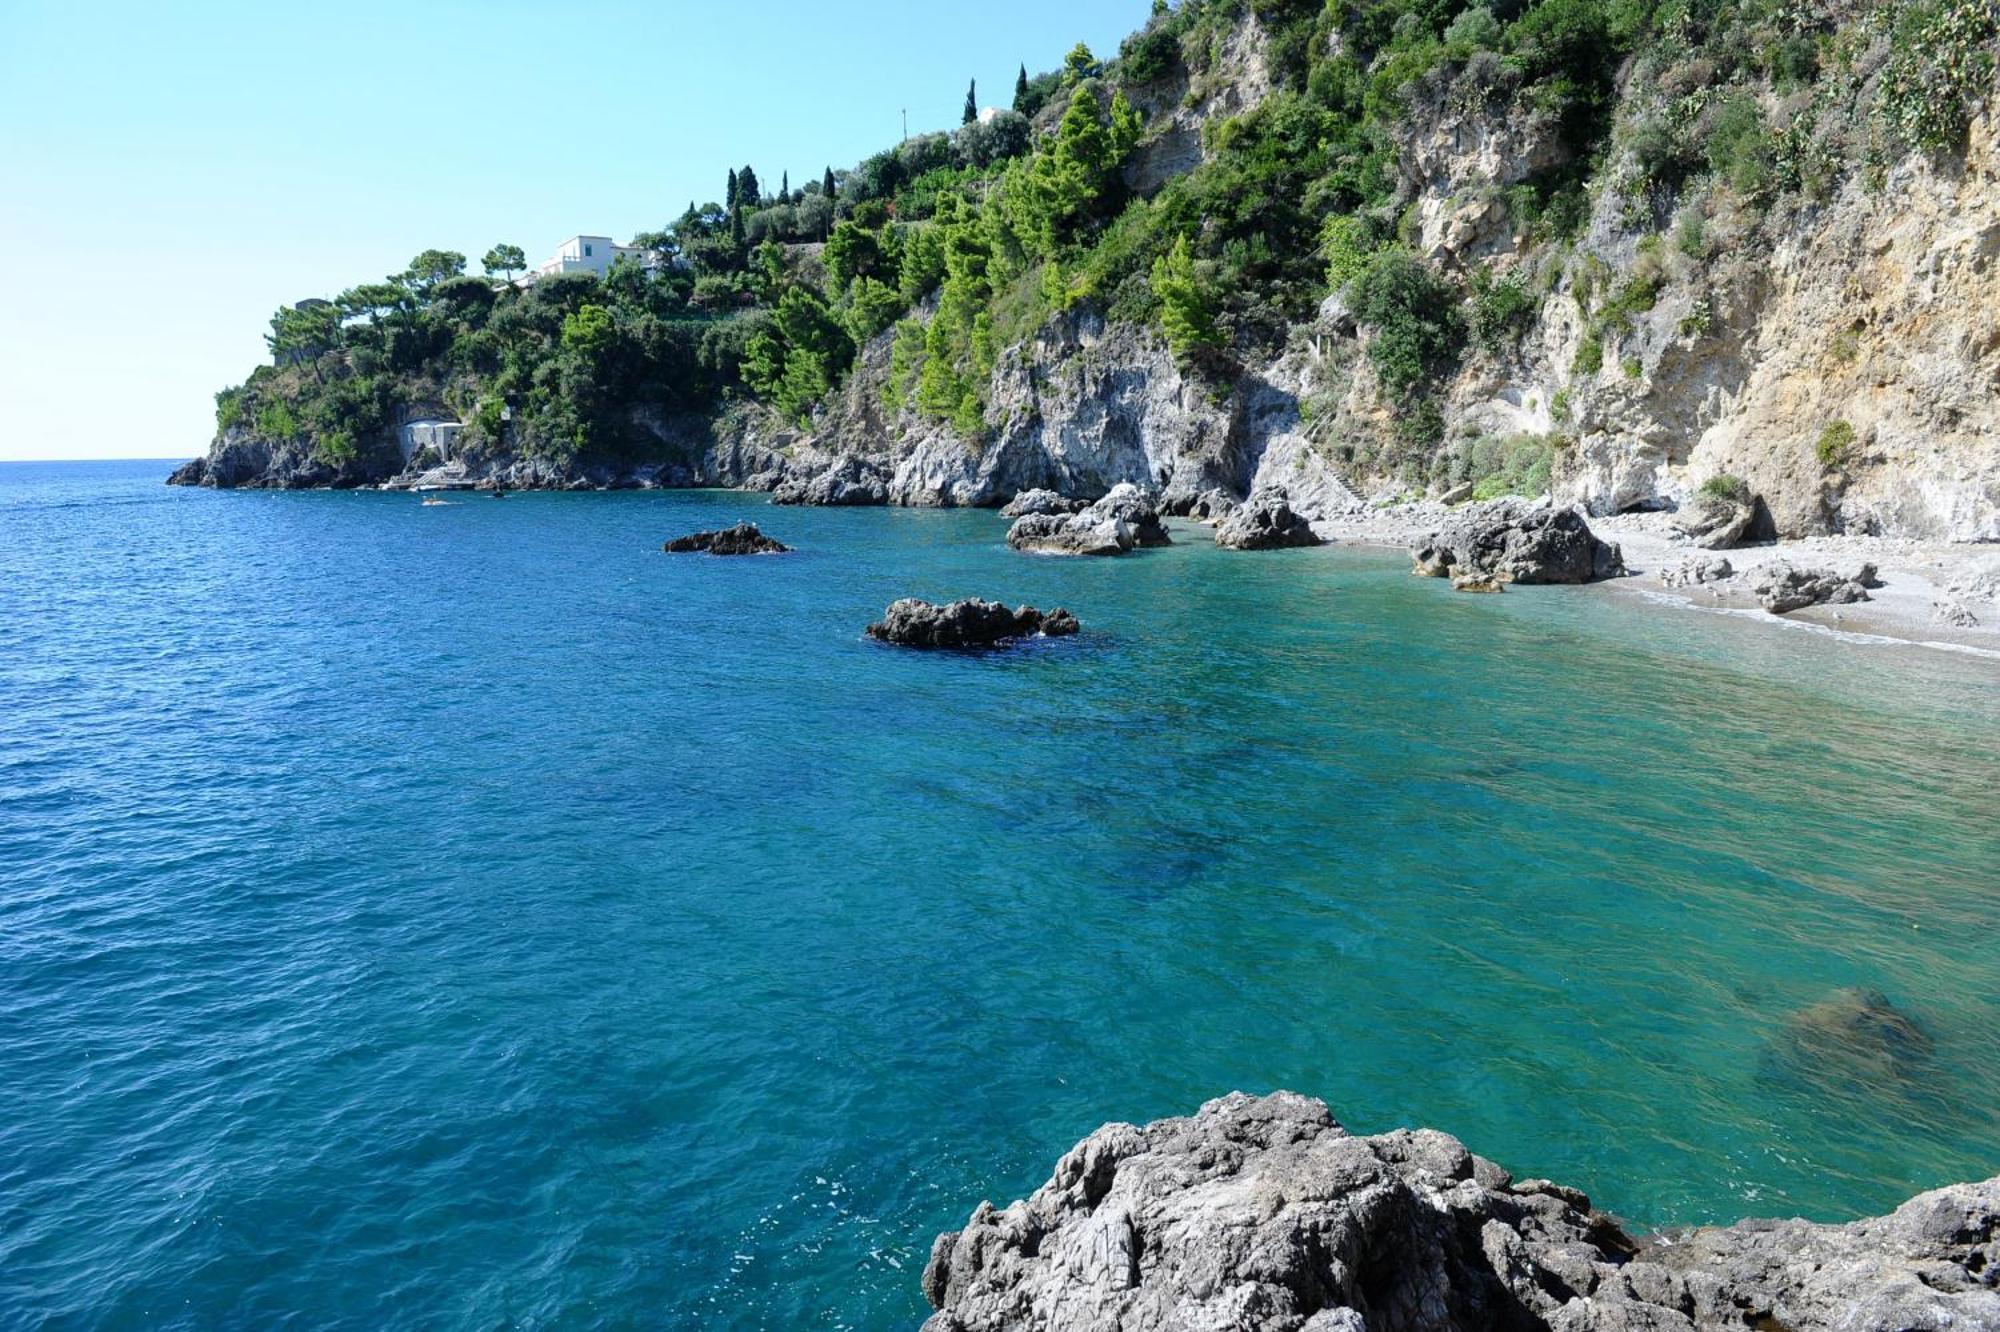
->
<box><xmin>1630</xmin><ymin>588</ymin><xmax>2000</xmax><ymax>661</ymax></box>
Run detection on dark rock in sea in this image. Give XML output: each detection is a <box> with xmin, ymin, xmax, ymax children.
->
<box><xmin>1006</xmin><ymin>484</ymin><xmax>1171</xmax><ymax>557</ymax></box>
<box><xmin>1214</xmin><ymin>492</ymin><xmax>1323</xmax><ymax>550</ymax></box>
<box><xmin>1412</xmin><ymin>498</ymin><xmax>1625</xmax><ymax>585</ymax></box>
<box><xmin>1771</xmin><ymin>987</ymin><xmax>1935</xmax><ymax>1089</ymax></box>
<box><xmin>920</xmin><ymin>1090</ymin><xmax>2000</xmax><ymax>1332</ymax></box>
<box><xmin>1000</xmin><ymin>488</ymin><xmax>1088</xmax><ymax>518</ymax></box>
<box><xmin>662</xmin><ymin>522</ymin><xmax>789</xmax><ymax>555</ymax></box>
<box><xmin>772</xmin><ymin>456</ymin><xmax>890</xmax><ymax>507</ymax></box>
<box><xmin>865</xmin><ymin>598</ymin><xmax>1080</xmax><ymax>649</ymax></box>
<box><xmin>1753</xmin><ymin>563</ymin><xmax>1878</xmax><ymax>614</ymax></box>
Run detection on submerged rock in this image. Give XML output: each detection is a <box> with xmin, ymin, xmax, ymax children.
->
<box><xmin>1007</xmin><ymin>484</ymin><xmax>1171</xmax><ymax>556</ymax></box>
<box><xmin>662</xmin><ymin>522</ymin><xmax>789</xmax><ymax>555</ymax></box>
<box><xmin>1213</xmin><ymin>492</ymin><xmax>1323</xmax><ymax>550</ymax></box>
<box><xmin>1771</xmin><ymin>987</ymin><xmax>1935</xmax><ymax>1089</ymax></box>
<box><xmin>1753</xmin><ymin>562</ymin><xmax>1878</xmax><ymax>614</ymax></box>
<box><xmin>920</xmin><ymin>1090</ymin><xmax>2000</xmax><ymax>1332</ymax></box>
<box><xmin>865</xmin><ymin>598</ymin><xmax>1079</xmax><ymax>649</ymax></box>
<box><xmin>1000</xmin><ymin>488</ymin><xmax>1088</xmax><ymax>518</ymax></box>
<box><xmin>1412</xmin><ymin>498</ymin><xmax>1625</xmax><ymax>585</ymax></box>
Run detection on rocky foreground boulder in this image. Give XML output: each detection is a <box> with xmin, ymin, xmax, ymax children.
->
<box><xmin>865</xmin><ymin>598</ymin><xmax>1079</xmax><ymax>649</ymax></box>
<box><xmin>1007</xmin><ymin>485</ymin><xmax>1172</xmax><ymax>556</ymax></box>
<box><xmin>1672</xmin><ymin>488</ymin><xmax>1760</xmax><ymax>550</ymax></box>
<box><xmin>1215</xmin><ymin>493</ymin><xmax>1324</xmax><ymax>551</ymax></box>
<box><xmin>920</xmin><ymin>1091</ymin><xmax>2000</xmax><ymax>1332</ymax></box>
<box><xmin>1412</xmin><ymin>499</ymin><xmax>1625</xmax><ymax>586</ymax></box>
<box><xmin>661</xmin><ymin>522</ymin><xmax>789</xmax><ymax>555</ymax></box>
<box><xmin>1753</xmin><ymin>562</ymin><xmax>1880</xmax><ymax>614</ymax></box>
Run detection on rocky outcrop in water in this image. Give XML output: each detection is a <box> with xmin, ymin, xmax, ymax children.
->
<box><xmin>865</xmin><ymin>598</ymin><xmax>1079</xmax><ymax>649</ymax></box>
<box><xmin>1753</xmin><ymin>563</ymin><xmax>1880</xmax><ymax>614</ymax></box>
<box><xmin>1007</xmin><ymin>485</ymin><xmax>1172</xmax><ymax>557</ymax></box>
<box><xmin>1412</xmin><ymin>500</ymin><xmax>1625</xmax><ymax>586</ymax></box>
<box><xmin>919</xmin><ymin>1091</ymin><xmax>2000</xmax><ymax>1332</ymax></box>
<box><xmin>1001</xmin><ymin>489</ymin><xmax>1089</xmax><ymax>518</ymax></box>
<box><xmin>662</xmin><ymin>522</ymin><xmax>789</xmax><ymax>555</ymax></box>
<box><xmin>771</xmin><ymin>455</ymin><xmax>890</xmax><ymax>507</ymax></box>
<box><xmin>1214</xmin><ymin>493</ymin><xmax>1323</xmax><ymax>551</ymax></box>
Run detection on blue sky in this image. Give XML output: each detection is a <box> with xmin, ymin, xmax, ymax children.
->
<box><xmin>0</xmin><ymin>0</ymin><xmax>1147</xmax><ymax>461</ymax></box>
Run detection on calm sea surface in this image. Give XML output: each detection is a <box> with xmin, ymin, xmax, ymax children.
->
<box><xmin>4</xmin><ymin>459</ymin><xmax>1999</xmax><ymax>1329</ymax></box>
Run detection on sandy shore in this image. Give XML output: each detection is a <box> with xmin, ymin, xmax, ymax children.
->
<box><xmin>1307</xmin><ymin>501</ymin><xmax>2000</xmax><ymax>659</ymax></box>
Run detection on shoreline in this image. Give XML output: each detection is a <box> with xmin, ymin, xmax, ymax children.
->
<box><xmin>1304</xmin><ymin>500</ymin><xmax>2000</xmax><ymax>661</ymax></box>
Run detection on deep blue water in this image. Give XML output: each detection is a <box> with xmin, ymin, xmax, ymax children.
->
<box><xmin>4</xmin><ymin>458</ymin><xmax>1999</xmax><ymax>1329</ymax></box>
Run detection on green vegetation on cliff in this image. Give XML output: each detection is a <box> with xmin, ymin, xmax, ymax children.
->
<box><xmin>223</xmin><ymin>0</ymin><xmax>2000</xmax><ymax>487</ymax></box>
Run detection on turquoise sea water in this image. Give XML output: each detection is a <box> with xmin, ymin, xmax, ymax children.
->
<box><xmin>4</xmin><ymin>458</ymin><xmax>1999</xmax><ymax>1329</ymax></box>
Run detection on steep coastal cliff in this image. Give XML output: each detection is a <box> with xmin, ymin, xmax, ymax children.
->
<box><xmin>920</xmin><ymin>1092</ymin><xmax>2000</xmax><ymax>1332</ymax></box>
<box><xmin>173</xmin><ymin>1</ymin><xmax>2000</xmax><ymax>547</ymax></box>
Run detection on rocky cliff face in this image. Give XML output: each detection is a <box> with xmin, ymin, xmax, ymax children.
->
<box><xmin>920</xmin><ymin>1091</ymin><xmax>2000</xmax><ymax>1332</ymax></box>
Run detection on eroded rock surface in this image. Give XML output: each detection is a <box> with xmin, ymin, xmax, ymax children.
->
<box><xmin>661</xmin><ymin>522</ymin><xmax>789</xmax><ymax>555</ymax></box>
<box><xmin>1001</xmin><ymin>489</ymin><xmax>1088</xmax><ymax>518</ymax></box>
<box><xmin>865</xmin><ymin>598</ymin><xmax>1078</xmax><ymax>649</ymax></box>
<box><xmin>1214</xmin><ymin>493</ymin><xmax>1324</xmax><ymax>550</ymax></box>
<box><xmin>1007</xmin><ymin>485</ymin><xmax>1172</xmax><ymax>556</ymax></box>
<box><xmin>1412</xmin><ymin>499</ymin><xmax>1625</xmax><ymax>585</ymax></box>
<box><xmin>920</xmin><ymin>1091</ymin><xmax>2000</xmax><ymax>1332</ymax></box>
<box><xmin>1753</xmin><ymin>562</ymin><xmax>1879</xmax><ymax>614</ymax></box>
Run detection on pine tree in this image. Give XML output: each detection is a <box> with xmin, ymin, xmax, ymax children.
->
<box><xmin>1014</xmin><ymin>64</ymin><xmax>1030</xmax><ymax>113</ymax></box>
<box><xmin>1151</xmin><ymin>235</ymin><xmax>1219</xmax><ymax>358</ymax></box>
<box><xmin>963</xmin><ymin>79</ymin><xmax>978</xmax><ymax>125</ymax></box>
<box><xmin>738</xmin><ymin>165</ymin><xmax>761</xmax><ymax>208</ymax></box>
<box><xmin>726</xmin><ymin>168</ymin><xmax>739</xmax><ymax>211</ymax></box>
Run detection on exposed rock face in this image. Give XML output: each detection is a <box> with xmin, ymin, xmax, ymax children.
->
<box><xmin>864</xmin><ymin>598</ymin><xmax>1079</xmax><ymax>648</ymax></box>
<box><xmin>1007</xmin><ymin>485</ymin><xmax>1172</xmax><ymax>557</ymax></box>
<box><xmin>1753</xmin><ymin>563</ymin><xmax>1879</xmax><ymax>614</ymax></box>
<box><xmin>1180</xmin><ymin>488</ymin><xmax>1242</xmax><ymax>522</ymax></box>
<box><xmin>1001</xmin><ymin>489</ymin><xmax>1089</xmax><ymax>518</ymax></box>
<box><xmin>1412</xmin><ymin>500</ymin><xmax>1625</xmax><ymax>585</ymax></box>
<box><xmin>661</xmin><ymin>522</ymin><xmax>788</xmax><ymax>555</ymax></box>
<box><xmin>920</xmin><ymin>1091</ymin><xmax>2000</xmax><ymax>1332</ymax></box>
<box><xmin>771</xmin><ymin>455</ymin><xmax>890</xmax><ymax>507</ymax></box>
<box><xmin>1214</xmin><ymin>493</ymin><xmax>1324</xmax><ymax>550</ymax></box>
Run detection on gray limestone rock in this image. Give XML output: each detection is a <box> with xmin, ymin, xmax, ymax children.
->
<box><xmin>1412</xmin><ymin>499</ymin><xmax>1625</xmax><ymax>585</ymax></box>
<box><xmin>919</xmin><ymin>1091</ymin><xmax>2000</xmax><ymax>1332</ymax></box>
<box><xmin>661</xmin><ymin>522</ymin><xmax>789</xmax><ymax>555</ymax></box>
<box><xmin>865</xmin><ymin>598</ymin><xmax>1079</xmax><ymax>649</ymax></box>
<box><xmin>1752</xmin><ymin>563</ymin><xmax>1878</xmax><ymax>614</ymax></box>
<box><xmin>1215</xmin><ymin>493</ymin><xmax>1325</xmax><ymax>550</ymax></box>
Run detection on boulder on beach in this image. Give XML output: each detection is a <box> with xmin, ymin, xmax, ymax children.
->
<box><xmin>1214</xmin><ymin>492</ymin><xmax>1323</xmax><ymax>551</ymax></box>
<box><xmin>920</xmin><ymin>1090</ymin><xmax>2000</xmax><ymax>1332</ymax></box>
<box><xmin>1412</xmin><ymin>498</ymin><xmax>1625</xmax><ymax>585</ymax></box>
<box><xmin>1753</xmin><ymin>562</ymin><xmax>1878</xmax><ymax>614</ymax></box>
<box><xmin>865</xmin><ymin>598</ymin><xmax>1079</xmax><ymax>649</ymax></box>
<box><xmin>1006</xmin><ymin>484</ymin><xmax>1171</xmax><ymax>556</ymax></box>
<box><xmin>662</xmin><ymin>522</ymin><xmax>789</xmax><ymax>555</ymax></box>
<box><xmin>1674</xmin><ymin>487</ymin><xmax>1760</xmax><ymax>549</ymax></box>
<box><xmin>999</xmin><ymin>488</ymin><xmax>1087</xmax><ymax>518</ymax></box>
<box><xmin>1662</xmin><ymin>555</ymin><xmax>1735</xmax><ymax>588</ymax></box>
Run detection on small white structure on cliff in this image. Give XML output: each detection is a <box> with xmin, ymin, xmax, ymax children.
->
<box><xmin>526</xmin><ymin>235</ymin><xmax>651</xmax><ymax>283</ymax></box>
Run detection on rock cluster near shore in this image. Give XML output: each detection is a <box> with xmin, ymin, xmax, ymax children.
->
<box><xmin>1214</xmin><ymin>492</ymin><xmax>1324</xmax><ymax>551</ymax></box>
<box><xmin>662</xmin><ymin>522</ymin><xmax>789</xmax><ymax>555</ymax></box>
<box><xmin>1412</xmin><ymin>499</ymin><xmax>1626</xmax><ymax>588</ymax></box>
<box><xmin>920</xmin><ymin>1091</ymin><xmax>2000</xmax><ymax>1332</ymax></box>
<box><xmin>1753</xmin><ymin>562</ymin><xmax>1880</xmax><ymax>614</ymax></box>
<box><xmin>1006</xmin><ymin>485</ymin><xmax>1172</xmax><ymax>557</ymax></box>
<box><xmin>865</xmin><ymin>598</ymin><xmax>1079</xmax><ymax>649</ymax></box>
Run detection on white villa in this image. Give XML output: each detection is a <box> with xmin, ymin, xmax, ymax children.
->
<box><xmin>523</xmin><ymin>235</ymin><xmax>653</xmax><ymax>284</ymax></box>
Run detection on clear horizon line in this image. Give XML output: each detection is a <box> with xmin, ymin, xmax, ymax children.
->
<box><xmin>2</xmin><ymin>454</ymin><xmax>196</xmax><ymax>464</ymax></box>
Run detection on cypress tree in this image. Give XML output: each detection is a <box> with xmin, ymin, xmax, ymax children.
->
<box><xmin>963</xmin><ymin>78</ymin><xmax>978</xmax><ymax>125</ymax></box>
<box><xmin>822</xmin><ymin>166</ymin><xmax>836</xmax><ymax>200</ymax></box>
<box><xmin>726</xmin><ymin>168</ymin><xmax>739</xmax><ymax>211</ymax></box>
<box><xmin>738</xmin><ymin>165</ymin><xmax>761</xmax><ymax>208</ymax></box>
<box><xmin>1013</xmin><ymin>64</ymin><xmax>1030</xmax><ymax>113</ymax></box>
<box><xmin>729</xmin><ymin>204</ymin><xmax>746</xmax><ymax>250</ymax></box>
<box><xmin>780</xmin><ymin>170</ymin><xmax>790</xmax><ymax>205</ymax></box>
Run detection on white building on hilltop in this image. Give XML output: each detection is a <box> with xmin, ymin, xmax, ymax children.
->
<box><xmin>524</xmin><ymin>235</ymin><xmax>653</xmax><ymax>283</ymax></box>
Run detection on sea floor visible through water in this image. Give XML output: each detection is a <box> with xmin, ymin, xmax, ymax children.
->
<box><xmin>4</xmin><ymin>460</ymin><xmax>1999</xmax><ymax>1329</ymax></box>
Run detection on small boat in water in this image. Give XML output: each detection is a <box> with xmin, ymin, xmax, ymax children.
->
<box><xmin>416</xmin><ymin>485</ymin><xmax>450</xmax><ymax>508</ymax></box>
